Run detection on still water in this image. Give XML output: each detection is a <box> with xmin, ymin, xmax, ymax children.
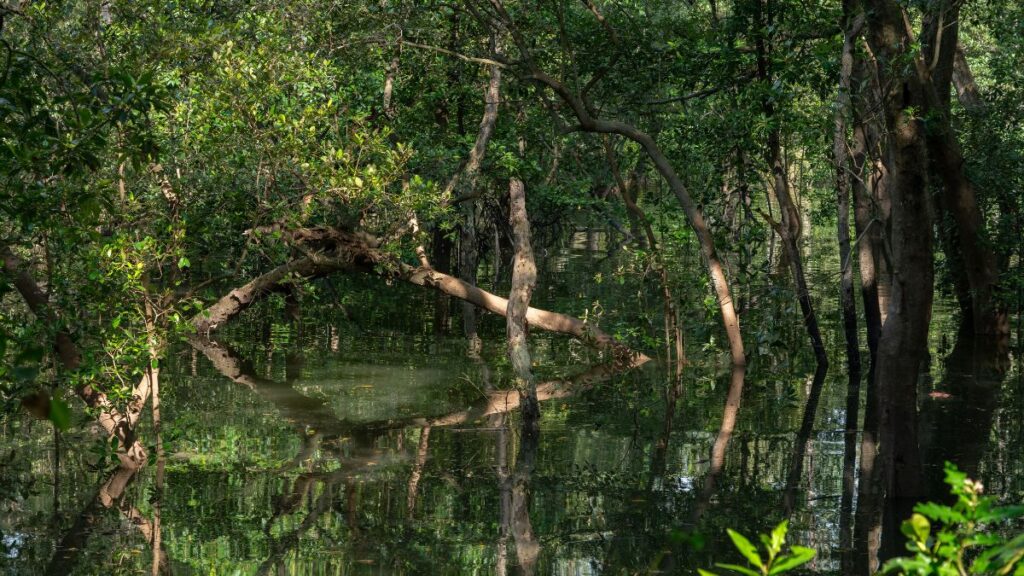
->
<box><xmin>1</xmin><ymin>237</ymin><xmax>1022</xmax><ymax>574</ymax></box>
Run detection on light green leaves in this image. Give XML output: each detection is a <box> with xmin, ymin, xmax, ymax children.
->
<box><xmin>708</xmin><ymin>521</ymin><xmax>815</xmax><ymax>576</ymax></box>
<box><xmin>882</xmin><ymin>463</ymin><xmax>1024</xmax><ymax>575</ymax></box>
<box><xmin>768</xmin><ymin>547</ymin><xmax>815</xmax><ymax>575</ymax></box>
<box><xmin>727</xmin><ymin>529</ymin><xmax>764</xmax><ymax>570</ymax></box>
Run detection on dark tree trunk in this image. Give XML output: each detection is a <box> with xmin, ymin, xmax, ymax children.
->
<box><xmin>834</xmin><ymin>6</ymin><xmax>863</xmax><ymax>382</ymax></box>
<box><xmin>754</xmin><ymin>0</ymin><xmax>827</xmax><ymax>367</ymax></box>
<box><xmin>451</xmin><ymin>55</ymin><xmax>502</xmax><ymax>351</ymax></box>
<box><xmin>857</xmin><ymin>5</ymin><xmax>936</xmax><ymax>567</ymax></box>
<box><xmin>921</xmin><ymin>0</ymin><xmax>1007</xmax><ymax>337</ymax></box>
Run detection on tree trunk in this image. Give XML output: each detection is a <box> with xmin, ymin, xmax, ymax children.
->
<box><xmin>851</xmin><ymin>59</ymin><xmax>886</xmax><ymax>572</ymax></box>
<box><xmin>506</xmin><ymin>178</ymin><xmax>540</xmax><ymax>426</ymax></box>
<box><xmin>2</xmin><ymin>244</ymin><xmax>148</xmax><ymax>468</ymax></box>
<box><xmin>921</xmin><ymin>0</ymin><xmax>1006</xmax><ymax>337</ymax></box>
<box><xmin>864</xmin><ymin>0</ymin><xmax>935</xmax><ymax>505</ymax></box>
<box><xmin>606</xmin><ymin>139</ymin><xmax>684</xmax><ymax>366</ymax></box>
<box><xmin>834</xmin><ymin>7</ymin><xmax>863</xmax><ymax>381</ymax></box>
<box><xmin>450</xmin><ymin>46</ymin><xmax>502</xmax><ymax>351</ymax></box>
<box><xmin>951</xmin><ymin>46</ymin><xmax>984</xmax><ymax>113</ymax></box>
<box><xmin>754</xmin><ymin>0</ymin><xmax>827</xmax><ymax>367</ymax></box>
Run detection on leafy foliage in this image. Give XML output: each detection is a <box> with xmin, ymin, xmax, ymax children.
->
<box><xmin>881</xmin><ymin>463</ymin><xmax>1024</xmax><ymax>576</ymax></box>
<box><xmin>700</xmin><ymin>520</ymin><xmax>815</xmax><ymax>576</ymax></box>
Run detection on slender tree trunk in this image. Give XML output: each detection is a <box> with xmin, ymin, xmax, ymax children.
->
<box><xmin>451</xmin><ymin>53</ymin><xmax>502</xmax><ymax>352</ymax></box>
<box><xmin>507</xmin><ymin>178</ymin><xmax>540</xmax><ymax>426</ymax></box>
<box><xmin>851</xmin><ymin>59</ymin><xmax>886</xmax><ymax>575</ymax></box>
<box><xmin>606</xmin><ymin>139</ymin><xmax>684</xmax><ymax>367</ymax></box>
<box><xmin>753</xmin><ymin>0</ymin><xmax>827</xmax><ymax>367</ymax></box>
<box><xmin>835</xmin><ymin>7</ymin><xmax>864</xmax><ymax>382</ymax></box>
<box><xmin>487</xmin><ymin>0</ymin><xmax>745</xmax><ymax>365</ymax></box>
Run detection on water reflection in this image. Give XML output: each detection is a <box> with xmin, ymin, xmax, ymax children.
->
<box><xmin>1</xmin><ymin>317</ymin><xmax>1020</xmax><ymax>573</ymax></box>
<box><xmin>45</xmin><ymin>465</ymin><xmax>168</xmax><ymax>575</ymax></box>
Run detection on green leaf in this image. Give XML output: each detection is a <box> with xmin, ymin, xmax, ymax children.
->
<box><xmin>914</xmin><ymin>502</ymin><xmax>964</xmax><ymax>523</ymax></box>
<box><xmin>769</xmin><ymin>521</ymin><xmax>788</xmax><ymax>555</ymax></box>
<box><xmin>727</xmin><ymin>529</ymin><xmax>764</xmax><ymax>569</ymax></box>
<box><xmin>901</xmin><ymin>514</ymin><xmax>930</xmax><ymax>544</ymax></box>
<box><xmin>48</xmin><ymin>398</ymin><xmax>71</xmax><ymax>430</ymax></box>
<box><xmin>769</xmin><ymin>547</ymin><xmax>815</xmax><ymax>575</ymax></box>
<box><xmin>698</xmin><ymin>570</ymin><xmax>720</xmax><ymax>576</ymax></box>
<box><xmin>988</xmin><ymin>505</ymin><xmax>1024</xmax><ymax>521</ymax></box>
<box><xmin>715</xmin><ymin>563</ymin><xmax>761</xmax><ymax>576</ymax></box>
<box><xmin>880</xmin><ymin>556</ymin><xmax>930</xmax><ymax>575</ymax></box>
<box><xmin>178</xmin><ymin>256</ymin><xmax>190</xmax><ymax>268</ymax></box>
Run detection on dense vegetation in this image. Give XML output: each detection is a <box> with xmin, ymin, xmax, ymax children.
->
<box><xmin>1</xmin><ymin>0</ymin><xmax>1022</xmax><ymax>573</ymax></box>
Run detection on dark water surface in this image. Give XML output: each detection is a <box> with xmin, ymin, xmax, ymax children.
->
<box><xmin>2</xmin><ymin>237</ymin><xmax>1022</xmax><ymax>574</ymax></box>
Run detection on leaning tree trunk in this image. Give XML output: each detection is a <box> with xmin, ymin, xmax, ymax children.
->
<box><xmin>451</xmin><ymin>44</ymin><xmax>502</xmax><ymax>352</ymax></box>
<box><xmin>506</xmin><ymin>178</ymin><xmax>540</xmax><ymax>427</ymax></box>
<box><xmin>752</xmin><ymin>0</ymin><xmax>827</xmax><ymax>367</ymax></box>
<box><xmin>2</xmin><ymin>244</ymin><xmax>149</xmax><ymax>468</ymax></box>
<box><xmin>486</xmin><ymin>0</ymin><xmax>745</xmax><ymax>366</ymax></box>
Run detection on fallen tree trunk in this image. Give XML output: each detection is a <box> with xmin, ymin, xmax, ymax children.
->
<box><xmin>192</xmin><ymin>251</ymin><xmax>358</xmax><ymax>334</ymax></box>
<box><xmin>194</xmin><ymin>228</ymin><xmax>649</xmax><ymax>363</ymax></box>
